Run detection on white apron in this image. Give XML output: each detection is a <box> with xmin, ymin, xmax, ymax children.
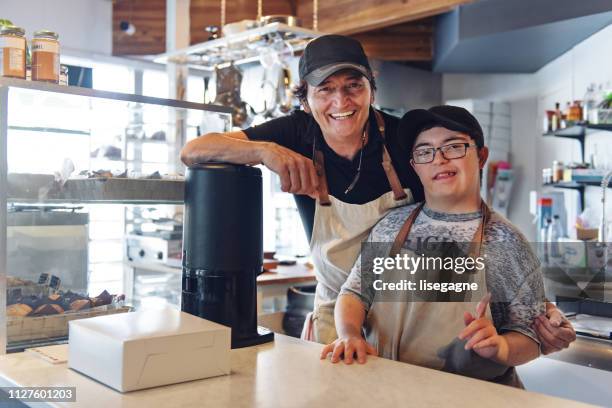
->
<box><xmin>301</xmin><ymin>110</ymin><xmax>413</xmax><ymax>344</ymax></box>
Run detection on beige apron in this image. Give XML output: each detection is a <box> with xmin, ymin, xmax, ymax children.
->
<box><xmin>365</xmin><ymin>202</ymin><xmax>523</xmax><ymax>387</ymax></box>
<box><xmin>300</xmin><ymin>111</ymin><xmax>413</xmax><ymax>344</ymax></box>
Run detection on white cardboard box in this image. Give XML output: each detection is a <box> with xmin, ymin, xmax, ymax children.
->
<box><xmin>68</xmin><ymin>308</ymin><xmax>231</xmax><ymax>392</ymax></box>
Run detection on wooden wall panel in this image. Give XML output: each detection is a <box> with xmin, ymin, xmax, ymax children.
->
<box><xmin>113</xmin><ymin>0</ymin><xmax>166</xmax><ymax>56</ymax></box>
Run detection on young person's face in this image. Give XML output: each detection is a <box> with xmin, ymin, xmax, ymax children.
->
<box><xmin>410</xmin><ymin>126</ymin><xmax>488</xmax><ymax>204</ymax></box>
<box><xmin>304</xmin><ymin>70</ymin><xmax>374</xmax><ymax>141</ymax></box>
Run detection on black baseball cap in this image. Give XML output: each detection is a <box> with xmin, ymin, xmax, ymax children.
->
<box><xmin>299</xmin><ymin>35</ymin><xmax>372</xmax><ymax>86</ymax></box>
<box><xmin>398</xmin><ymin>105</ymin><xmax>485</xmax><ymax>152</ymax></box>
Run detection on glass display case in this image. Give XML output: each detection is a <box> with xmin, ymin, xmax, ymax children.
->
<box><xmin>0</xmin><ymin>78</ymin><xmax>232</xmax><ymax>353</ymax></box>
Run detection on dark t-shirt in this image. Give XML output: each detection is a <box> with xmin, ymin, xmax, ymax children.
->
<box><xmin>243</xmin><ymin>108</ymin><xmax>424</xmax><ymax>241</ymax></box>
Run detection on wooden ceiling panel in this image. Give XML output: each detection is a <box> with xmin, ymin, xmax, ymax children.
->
<box><xmin>297</xmin><ymin>0</ymin><xmax>470</xmax><ymax>35</ymax></box>
<box><xmin>352</xmin><ymin>18</ymin><xmax>435</xmax><ymax>61</ymax></box>
<box><xmin>111</xmin><ymin>0</ymin><xmax>463</xmax><ymax>62</ymax></box>
<box><xmin>113</xmin><ymin>0</ymin><xmax>166</xmax><ymax>56</ymax></box>
<box><xmin>189</xmin><ymin>0</ymin><xmax>294</xmax><ymax>44</ymax></box>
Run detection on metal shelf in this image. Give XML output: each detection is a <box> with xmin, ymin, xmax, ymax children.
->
<box><xmin>542</xmin><ymin>122</ymin><xmax>612</xmax><ymax>163</ymax></box>
<box><xmin>7</xmin><ymin>174</ymin><xmax>184</xmax><ymax>205</ymax></box>
<box><xmin>154</xmin><ymin>22</ymin><xmax>321</xmax><ymax>70</ymax></box>
<box><xmin>544</xmin><ymin>179</ymin><xmax>605</xmax><ymax>209</ymax></box>
<box><xmin>0</xmin><ymin>77</ymin><xmax>232</xmax><ymax>114</ymax></box>
<box><xmin>8</xmin><ymin>126</ymin><xmax>91</xmax><ymax>136</ymax></box>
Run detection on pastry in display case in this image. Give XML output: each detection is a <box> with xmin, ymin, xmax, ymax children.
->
<box><xmin>0</xmin><ymin>77</ymin><xmax>232</xmax><ymax>351</ymax></box>
<box><xmin>6</xmin><ymin>273</ymin><xmax>129</xmax><ymax>345</ymax></box>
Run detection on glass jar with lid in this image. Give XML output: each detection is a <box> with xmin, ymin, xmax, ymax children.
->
<box><xmin>31</xmin><ymin>30</ymin><xmax>60</xmax><ymax>83</ymax></box>
<box><xmin>0</xmin><ymin>25</ymin><xmax>27</xmax><ymax>79</ymax></box>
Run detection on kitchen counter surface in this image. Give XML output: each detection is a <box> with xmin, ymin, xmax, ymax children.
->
<box><xmin>127</xmin><ymin>261</ymin><xmax>316</xmax><ymax>286</ymax></box>
<box><xmin>0</xmin><ymin>334</ymin><xmax>593</xmax><ymax>408</ymax></box>
<box><xmin>257</xmin><ymin>263</ymin><xmax>316</xmax><ymax>286</ymax></box>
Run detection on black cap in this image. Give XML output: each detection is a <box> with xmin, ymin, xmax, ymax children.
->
<box><xmin>299</xmin><ymin>35</ymin><xmax>372</xmax><ymax>86</ymax></box>
<box><xmin>398</xmin><ymin>105</ymin><xmax>485</xmax><ymax>152</ymax></box>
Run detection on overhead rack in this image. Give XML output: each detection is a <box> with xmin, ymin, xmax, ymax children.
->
<box><xmin>154</xmin><ymin>23</ymin><xmax>321</xmax><ymax>70</ymax></box>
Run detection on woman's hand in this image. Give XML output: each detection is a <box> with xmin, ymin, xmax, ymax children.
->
<box><xmin>259</xmin><ymin>142</ymin><xmax>319</xmax><ymax>196</ymax></box>
<box><xmin>320</xmin><ymin>336</ymin><xmax>377</xmax><ymax>364</ymax></box>
<box><xmin>534</xmin><ymin>303</ymin><xmax>576</xmax><ymax>355</ymax></box>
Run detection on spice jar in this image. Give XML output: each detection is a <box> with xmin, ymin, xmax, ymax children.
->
<box><xmin>31</xmin><ymin>30</ymin><xmax>59</xmax><ymax>83</ymax></box>
<box><xmin>0</xmin><ymin>25</ymin><xmax>27</xmax><ymax>79</ymax></box>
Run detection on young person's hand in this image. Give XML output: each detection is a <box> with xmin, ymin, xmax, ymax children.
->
<box><xmin>458</xmin><ymin>293</ymin><xmax>509</xmax><ymax>362</ymax></box>
<box><xmin>459</xmin><ymin>313</ymin><xmax>509</xmax><ymax>361</ymax></box>
<box><xmin>320</xmin><ymin>336</ymin><xmax>377</xmax><ymax>364</ymax></box>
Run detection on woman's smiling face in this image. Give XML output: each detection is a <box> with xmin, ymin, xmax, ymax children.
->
<box><xmin>305</xmin><ymin>69</ymin><xmax>373</xmax><ymax>142</ymax></box>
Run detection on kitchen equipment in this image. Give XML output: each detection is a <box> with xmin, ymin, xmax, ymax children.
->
<box><xmin>259</xmin><ymin>15</ymin><xmax>301</xmax><ymax>27</ymax></box>
<box><xmin>126</xmin><ymin>234</ymin><xmax>182</xmax><ymax>267</ymax></box>
<box><xmin>182</xmin><ymin>163</ymin><xmax>274</xmax><ymax>348</ymax></box>
<box><xmin>282</xmin><ymin>284</ymin><xmax>316</xmax><ymax>337</ymax></box>
<box><xmin>213</xmin><ymin>64</ymin><xmax>252</xmax><ymax>127</ymax></box>
<box><xmin>222</xmin><ymin>19</ymin><xmax>257</xmax><ymax>36</ymax></box>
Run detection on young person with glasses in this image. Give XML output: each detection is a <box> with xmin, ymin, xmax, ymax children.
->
<box><xmin>321</xmin><ymin>106</ymin><xmax>573</xmax><ymax>387</ymax></box>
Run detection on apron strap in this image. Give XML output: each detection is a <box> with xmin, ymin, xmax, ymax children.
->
<box><xmin>467</xmin><ymin>201</ymin><xmax>491</xmax><ymax>258</ymax></box>
<box><xmin>314</xmin><ymin>150</ymin><xmax>331</xmax><ymax>206</ymax></box>
<box><xmin>313</xmin><ymin>110</ymin><xmax>407</xmax><ymax>206</ymax></box>
<box><xmin>389</xmin><ymin>201</ymin><xmax>492</xmax><ymax>258</ymax></box>
<box><xmin>389</xmin><ymin>202</ymin><xmax>426</xmax><ymax>256</ymax></box>
<box><xmin>374</xmin><ymin>110</ymin><xmax>408</xmax><ymax>201</ymax></box>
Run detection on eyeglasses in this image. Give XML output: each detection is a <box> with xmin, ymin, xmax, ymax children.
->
<box><xmin>412</xmin><ymin>142</ymin><xmax>477</xmax><ymax>164</ymax></box>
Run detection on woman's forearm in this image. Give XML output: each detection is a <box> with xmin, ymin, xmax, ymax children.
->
<box><xmin>180</xmin><ymin>132</ymin><xmax>269</xmax><ymax>167</ymax></box>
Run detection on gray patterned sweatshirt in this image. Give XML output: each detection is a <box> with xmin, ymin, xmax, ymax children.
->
<box><xmin>340</xmin><ymin>203</ymin><xmax>546</xmax><ymax>343</ymax></box>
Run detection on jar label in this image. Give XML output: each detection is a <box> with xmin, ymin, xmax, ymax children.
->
<box><xmin>32</xmin><ymin>40</ymin><xmax>59</xmax><ymax>54</ymax></box>
<box><xmin>0</xmin><ymin>36</ymin><xmax>25</xmax><ymax>49</ymax></box>
<box><xmin>8</xmin><ymin>48</ymin><xmax>24</xmax><ymax>71</ymax></box>
<box><xmin>0</xmin><ymin>37</ymin><xmax>26</xmax><ymax>78</ymax></box>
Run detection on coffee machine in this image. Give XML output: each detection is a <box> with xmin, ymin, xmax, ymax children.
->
<box><xmin>182</xmin><ymin>163</ymin><xmax>274</xmax><ymax>348</ymax></box>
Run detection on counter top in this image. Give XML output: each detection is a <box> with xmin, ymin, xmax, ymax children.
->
<box><xmin>0</xmin><ymin>334</ymin><xmax>592</xmax><ymax>408</ymax></box>
<box><xmin>257</xmin><ymin>263</ymin><xmax>316</xmax><ymax>286</ymax></box>
<box><xmin>128</xmin><ymin>261</ymin><xmax>316</xmax><ymax>286</ymax></box>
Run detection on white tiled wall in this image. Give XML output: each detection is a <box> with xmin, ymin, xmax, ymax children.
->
<box><xmin>443</xmin><ymin>23</ymin><xmax>612</xmax><ymax>240</ymax></box>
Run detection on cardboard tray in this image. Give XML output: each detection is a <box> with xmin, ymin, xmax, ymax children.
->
<box><xmin>7</xmin><ymin>305</ymin><xmax>131</xmax><ymax>343</ymax></box>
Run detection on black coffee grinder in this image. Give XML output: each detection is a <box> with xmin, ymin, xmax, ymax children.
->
<box><xmin>182</xmin><ymin>163</ymin><xmax>274</xmax><ymax>348</ymax></box>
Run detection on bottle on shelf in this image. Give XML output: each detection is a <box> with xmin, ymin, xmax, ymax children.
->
<box><xmin>540</xmin><ymin>217</ymin><xmax>552</xmax><ymax>263</ymax></box>
<box><xmin>568</xmin><ymin>101</ymin><xmax>582</xmax><ymax>125</ymax></box>
<box><xmin>552</xmin><ymin>161</ymin><xmax>563</xmax><ymax>183</ymax></box>
<box><xmin>552</xmin><ymin>102</ymin><xmax>561</xmax><ymax>131</ymax></box>
<box><xmin>561</xmin><ymin>102</ymin><xmax>571</xmax><ymax>128</ymax></box>
<box><xmin>583</xmin><ymin>83</ymin><xmax>597</xmax><ymax>123</ymax></box>
<box><xmin>547</xmin><ymin>215</ymin><xmax>564</xmax><ymax>258</ymax></box>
